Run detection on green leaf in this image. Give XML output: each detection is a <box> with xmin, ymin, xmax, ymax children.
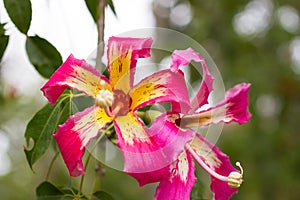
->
<box><xmin>36</xmin><ymin>181</ymin><xmax>89</xmax><ymax>200</ymax></box>
<box><xmin>106</xmin><ymin>0</ymin><xmax>116</xmax><ymax>16</ymax></box>
<box><xmin>85</xmin><ymin>0</ymin><xmax>98</xmax><ymax>22</ymax></box>
<box><xmin>24</xmin><ymin>103</ymin><xmax>62</xmax><ymax>168</ymax></box>
<box><xmin>0</xmin><ymin>23</ymin><xmax>9</xmax><ymax>62</ymax></box>
<box><xmin>85</xmin><ymin>0</ymin><xmax>116</xmax><ymax>22</ymax></box>
<box><xmin>93</xmin><ymin>191</ymin><xmax>115</xmax><ymax>200</ymax></box>
<box><xmin>3</xmin><ymin>0</ymin><xmax>32</xmax><ymax>34</ymax></box>
<box><xmin>26</xmin><ymin>35</ymin><xmax>62</xmax><ymax>78</ymax></box>
<box><xmin>58</xmin><ymin>95</ymin><xmax>79</xmax><ymax>125</ymax></box>
<box><xmin>36</xmin><ymin>181</ymin><xmax>64</xmax><ymax>199</ymax></box>
<box><xmin>0</xmin><ymin>23</ymin><xmax>6</xmax><ymax>36</ymax></box>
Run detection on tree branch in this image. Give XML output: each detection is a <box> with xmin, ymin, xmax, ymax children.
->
<box><xmin>95</xmin><ymin>0</ymin><xmax>106</xmax><ymax>71</ymax></box>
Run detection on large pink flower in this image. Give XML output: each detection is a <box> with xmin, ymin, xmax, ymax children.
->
<box><xmin>41</xmin><ymin>37</ymin><xmax>192</xmax><ymax>177</ymax></box>
<box><xmin>130</xmin><ymin>48</ymin><xmax>251</xmax><ymax>200</ymax></box>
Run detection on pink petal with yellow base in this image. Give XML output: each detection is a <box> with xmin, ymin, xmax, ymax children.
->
<box><xmin>154</xmin><ymin>151</ymin><xmax>196</xmax><ymax>200</ymax></box>
<box><xmin>115</xmin><ymin>112</ymin><xmax>195</xmax><ymax>186</ymax></box>
<box><xmin>179</xmin><ymin>83</ymin><xmax>251</xmax><ymax>128</ymax></box>
<box><xmin>129</xmin><ymin>69</ymin><xmax>190</xmax><ymax>112</ymax></box>
<box><xmin>53</xmin><ymin>105</ymin><xmax>113</xmax><ymax>176</ymax></box>
<box><xmin>41</xmin><ymin>54</ymin><xmax>110</xmax><ymax>104</ymax></box>
<box><xmin>189</xmin><ymin>134</ymin><xmax>239</xmax><ymax>200</ymax></box>
<box><xmin>108</xmin><ymin>37</ymin><xmax>153</xmax><ymax>93</ymax></box>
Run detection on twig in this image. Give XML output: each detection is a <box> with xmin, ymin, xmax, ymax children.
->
<box><xmin>95</xmin><ymin>0</ymin><xmax>106</xmax><ymax>72</ymax></box>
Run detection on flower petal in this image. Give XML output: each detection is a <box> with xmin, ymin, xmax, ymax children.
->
<box><xmin>190</xmin><ymin>57</ymin><xmax>214</xmax><ymax>113</ymax></box>
<box><xmin>154</xmin><ymin>151</ymin><xmax>196</xmax><ymax>200</ymax></box>
<box><xmin>169</xmin><ymin>48</ymin><xmax>215</xmax><ymax>113</ymax></box>
<box><xmin>170</xmin><ymin>48</ymin><xmax>202</xmax><ymax>72</ymax></box>
<box><xmin>190</xmin><ymin>134</ymin><xmax>239</xmax><ymax>200</ymax></box>
<box><xmin>41</xmin><ymin>54</ymin><xmax>110</xmax><ymax>104</ymax></box>
<box><xmin>179</xmin><ymin>83</ymin><xmax>251</xmax><ymax>128</ymax></box>
<box><xmin>108</xmin><ymin>37</ymin><xmax>153</xmax><ymax>93</ymax></box>
<box><xmin>115</xmin><ymin>112</ymin><xmax>195</xmax><ymax>186</ymax></box>
<box><xmin>53</xmin><ymin>105</ymin><xmax>113</xmax><ymax>176</ymax></box>
<box><xmin>129</xmin><ymin>69</ymin><xmax>190</xmax><ymax>112</ymax></box>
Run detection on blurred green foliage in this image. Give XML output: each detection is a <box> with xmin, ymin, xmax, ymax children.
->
<box><xmin>153</xmin><ymin>0</ymin><xmax>300</xmax><ymax>199</ymax></box>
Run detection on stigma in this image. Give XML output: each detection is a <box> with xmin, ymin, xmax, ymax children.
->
<box><xmin>95</xmin><ymin>80</ymin><xmax>114</xmax><ymax>108</ymax></box>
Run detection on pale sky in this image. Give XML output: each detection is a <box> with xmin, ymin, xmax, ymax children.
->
<box><xmin>0</xmin><ymin>0</ymin><xmax>154</xmax><ymax>97</ymax></box>
<box><xmin>0</xmin><ymin>0</ymin><xmax>154</xmax><ymax>176</ymax></box>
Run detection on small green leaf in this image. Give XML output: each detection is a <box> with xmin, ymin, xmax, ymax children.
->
<box><xmin>58</xmin><ymin>96</ymin><xmax>79</xmax><ymax>125</ymax></box>
<box><xmin>26</xmin><ymin>35</ymin><xmax>62</xmax><ymax>79</ymax></box>
<box><xmin>0</xmin><ymin>23</ymin><xmax>9</xmax><ymax>62</ymax></box>
<box><xmin>24</xmin><ymin>103</ymin><xmax>62</xmax><ymax>168</ymax></box>
<box><xmin>36</xmin><ymin>181</ymin><xmax>64</xmax><ymax>198</ymax></box>
<box><xmin>36</xmin><ymin>182</ymin><xmax>88</xmax><ymax>200</ymax></box>
<box><xmin>85</xmin><ymin>0</ymin><xmax>116</xmax><ymax>23</ymax></box>
<box><xmin>0</xmin><ymin>23</ymin><xmax>6</xmax><ymax>36</ymax></box>
<box><xmin>3</xmin><ymin>0</ymin><xmax>32</xmax><ymax>34</ymax></box>
<box><xmin>93</xmin><ymin>191</ymin><xmax>115</xmax><ymax>200</ymax></box>
<box><xmin>85</xmin><ymin>0</ymin><xmax>98</xmax><ymax>22</ymax></box>
<box><xmin>106</xmin><ymin>0</ymin><xmax>116</xmax><ymax>16</ymax></box>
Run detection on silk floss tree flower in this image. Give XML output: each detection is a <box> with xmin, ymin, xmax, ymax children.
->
<box><xmin>129</xmin><ymin>48</ymin><xmax>251</xmax><ymax>200</ymax></box>
<box><xmin>40</xmin><ymin>36</ymin><xmax>192</xmax><ymax>177</ymax></box>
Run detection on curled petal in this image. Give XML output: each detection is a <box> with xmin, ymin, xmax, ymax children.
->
<box><xmin>190</xmin><ymin>58</ymin><xmax>214</xmax><ymax>112</ymax></box>
<box><xmin>41</xmin><ymin>54</ymin><xmax>110</xmax><ymax>104</ymax></box>
<box><xmin>53</xmin><ymin>105</ymin><xmax>113</xmax><ymax>176</ymax></box>
<box><xmin>129</xmin><ymin>69</ymin><xmax>190</xmax><ymax>112</ymax></box>
<box><xmin>170</xmin><ymin>48</ymin><xmax>215</xmax><ymax>113</ymax></box>
<box><xmin>179</xmin><ymin>83</ymin><xmax>251</xmax><ymax>128</ymax></box>
<box><xmin>108</xmin><ymin>37</ymin><xmax>153</xmax><ymax>93</ymax></box>
<box><xmin>115</xmin><ymin>112</ymin><xmax>195</xmax><ymax>186</ymax></box>
<box><xmin>190</xmin><ymin>134</ymin><xmax>239</xmax><ymax>200</ymax></box>
<box><xmin>154</xmin><ymin>151</ymin><xmax>196</xmax><ymax>200</ymax></box>
<box><xmin>170</xmin><ymin>48</ymin><xmax>203</xmax><ymax>72</ymax></box>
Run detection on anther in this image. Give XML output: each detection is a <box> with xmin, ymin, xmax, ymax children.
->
<box><xmin>95</xmin><ymin>80</ymin><xmax>114</xmax><ymax>108</ymax></box>
<box><xmin>228</xmin><ymin>162</ymin><xmax>243</xmax><ymax>188</ymax></box>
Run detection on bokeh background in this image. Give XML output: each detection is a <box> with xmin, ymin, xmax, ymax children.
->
<box><xmin>1</xmin><ymin>0</ymin><xmax>300</xmax><ymax>199</ymax></box>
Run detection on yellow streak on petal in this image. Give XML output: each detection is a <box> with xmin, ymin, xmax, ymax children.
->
<box><xmin>95</xmin><ymin>107</ymin><xmax>114</xmax><ymax>127</ymax></box>
<box><xmin>190</xmin><ymin>137</ymin><xmax>221</xmax><ymax>170</ymax></box>
<box><xmin>64</xmin><ymin>65</ymin><xmax>112</xmax><ymax>97</ymax></box>
<box><xmin>109</xmin><ymin>42</ymin><xmax>132</xmax><ymax>93</ymax></box>
<box><xmin>115</xmin><ymin>113</ymin><xmax>149</xmax><ymax>145</ymax></box>
<box><xmin>129</xmin><ymin>73</ymin><xmax>169</xmax><ymax>110</ymax></box>
<box><xmin>72</xmin><ymin>107</ymin><xmax>113</xmax><ymax>149</ymax></box>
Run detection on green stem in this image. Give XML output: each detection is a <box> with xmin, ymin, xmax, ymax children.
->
<box><xmin>95</xmin><ymin>0</ymin><xmax>106</xmax><ymax>72</ymax></box>
<box><xmin>45</xmin><ymin>151</ymin><xmax>60</xmax><ymax>181</ymax></box>
<box><xmin>78</xmin><ymin>132</ymin><xmax>105</xmax><ymax>195</ymax></box>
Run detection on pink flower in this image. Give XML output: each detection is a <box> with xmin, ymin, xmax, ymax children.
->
<box><xmin>130</xmin><ymin>48</ymin><xmax>251</xmax><ymax>200</ymax></box>
<box><xmin>41</xmin><ymin>37</ymin><xmax>192</xmax><ymax>177</ymax></box>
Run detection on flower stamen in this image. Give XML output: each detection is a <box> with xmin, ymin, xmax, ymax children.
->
<box><xmin>95</xmin><ymin>80</ymin><xmax>114</xmax><ymax>108</ymax></box>
<box><xmin>186</xmin><ymin>144</ymin><xmax>244</xmax><ymax>188</ymax></box>
<box><xmin>228</xmin><ymin>162</ymin><xmax>243</xmax><ymax>188</ymax></box>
